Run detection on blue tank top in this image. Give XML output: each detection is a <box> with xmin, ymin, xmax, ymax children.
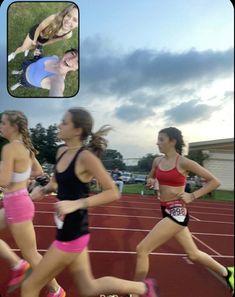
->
<box><xmin>27</xmin><ymin>56</ymin><xmax>59</xmax><ymax>88</ymax></box>
<box><xmin>55</xmin><ymin>147</ymin><xmax>90</xmax><ymax>242</ymax></box>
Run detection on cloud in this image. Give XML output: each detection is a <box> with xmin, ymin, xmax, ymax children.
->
<box><xmin>114</xmin><ymin>104</ymin><xmax>155</xmax><ymax>122</ymax></box>
<box><xmin>164</xmin><ymin>99</ymin><xmax>219</xmax><ymax>124</ymax></box>
<box><xmin>81</xmin><ymin>37</ymin><xmax>234</xmax><ymax>97</ymax></box>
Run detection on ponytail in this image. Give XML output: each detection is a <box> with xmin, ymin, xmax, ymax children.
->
<box><xmin>86</xmin><ymin>125</ymin><xmax>112</xmax><ymax>158</ymax></box>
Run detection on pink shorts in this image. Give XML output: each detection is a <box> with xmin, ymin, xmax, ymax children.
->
<box><xmin>3</xmin><ymin>188</ymin><xmax>35</xmax><ymax>224</ymax></box>
<box><xmin>52</xmin><ymin>234</ymin><xmax>90</xmax><ymax>253</ymax></box>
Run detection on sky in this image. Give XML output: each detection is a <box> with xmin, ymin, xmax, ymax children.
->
<box><xmin>0</xmin><ymin>0</ymin><xmax>234</xmax><ymax>163</ymax></box>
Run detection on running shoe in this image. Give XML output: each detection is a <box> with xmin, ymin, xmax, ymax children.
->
<box><xmin>7</xmin><ymin>260</ymin><xmax>31</xmax><ymax>293</ymax></box>
<box><xmin>226</xmin><ymin>267</ymin><xmax>234</xmax><ymax>293</ymax></box>
<box><xmin>47</xmin><ymin>286</ymin><xmax>66</xmax><ymax>297</ymax></box>
<box><xmin>8</xmin><ymin>52</ymin><xmax>16</xmax><ymax>62</ymax></box>
<box><xmin>143</xmin><ymin>278</ymin><xmax>159</xmax><ymax>297</ymax></box>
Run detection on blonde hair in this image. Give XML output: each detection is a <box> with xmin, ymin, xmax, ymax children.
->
<box><xmin>3</xmin><ymin>111</ymin><xmax>38</xmax><ymax>157</ymax></box>
<box><xmin>41</xmin><ymin>4</ymin><xmax>78</xmax><ymax>40</ymax></box>
<box><xmin>68</xmin><ymin>108</ymin><xmax>112</xmax><ymax>158</ymax></box>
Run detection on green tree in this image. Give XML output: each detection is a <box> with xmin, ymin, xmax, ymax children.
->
<box><xmin>101</xmin><ymin>149</ymin><xmax>126</xmax><ymax>170</ymax></box>
<box><xmin>30</xmin><ymin>123</ymin><xmax>61</xmax><ymax>164</ymax></box>
<box><xmin>138</xmin><ymin>153</ymin><xmax>159</xmax><ymax>172</ymax></box>
<box><xmin>186</xmin><ymin>150</ymin><xmax>209</xmax><ymax>176</ymax></box>
<box><xmin>44</xmin><ymin>125</ymin><xmax>61</xmax><ymax>164</ymax></box>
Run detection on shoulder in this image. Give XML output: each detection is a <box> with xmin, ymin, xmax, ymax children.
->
<box><xmin>56</xmin><ymin>145</ymin><xmax>67</xmax><ymax>159</ymax></box>
<box><xmin>178</xmin><ymin>155</ymin><xmax>198</xmax><ymax>169</ymax></box>
<box><xmin>153</xmin><ymin>156</ymin><xmax>163</xmax><ymax>167</ymax></box>
<box><xmin>1</xmin><ymin>143</ymin><xmax>13</xmax><ymax>152</ymax></box>
<box><xmin>79</xmin><ymin>149</ymin><xmax>97</xmax><ymax>161</ymax></box>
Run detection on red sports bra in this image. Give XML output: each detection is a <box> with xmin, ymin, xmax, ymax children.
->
<box><xmin>155</xmin><ymin>155</ymin><xmax>186</xmax><ymax>187</ymax></box>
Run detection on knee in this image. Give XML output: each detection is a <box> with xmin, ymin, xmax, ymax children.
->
<box><xmin>187</xmin><ymin>250</ymin><xmax>201</xmax><ymax>262</ymax></box>
<box><xmin>136</xmin><ymin>243</ymin><xmax>149</xmax><ymax>256</ymax></box>
<box><xmin>79</xmin><ymin>282</ymin><xmax>97</xmax><ymax>297</ymax></box>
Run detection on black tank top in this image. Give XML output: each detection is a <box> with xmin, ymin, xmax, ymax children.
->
<box><xmin>55</xmin><ymin>147</ymin><xmax>90</xmax><ymax>241</ymax></box>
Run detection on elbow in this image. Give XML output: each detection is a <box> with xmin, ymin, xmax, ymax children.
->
<box><xmin>215</xmin><ymin>178</ymin><xmax>221</xmax><ymax>188</ymax></box>
<box><xmin>112</xmin><ymin>187</ymin><xmax>121</xmax><ymax>201</ymax></box>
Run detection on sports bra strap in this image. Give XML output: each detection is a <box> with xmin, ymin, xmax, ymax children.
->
<box><xmin>175</xmin><ymin>154</ymin><xmax>180</xmax><ymax>167</ymax></box>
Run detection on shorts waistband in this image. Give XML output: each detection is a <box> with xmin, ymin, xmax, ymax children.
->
<box><xmin>160</xmin><ymin>199</ymin><xmax>183</xmax><ymax>206</ymax></box>
<box><xmin>4</xmin><ymin>188</ymin><xmax>28</xmax><ymax>198</ymax></box>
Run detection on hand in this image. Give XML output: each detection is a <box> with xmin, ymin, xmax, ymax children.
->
<box><xmin>30</xmin><ymin>186</ymin><xmax>45</xmax><ymax>201</ymax></box>
<box><xmin>176</xmin><ymin>192</ymin><xmax>194</xmax><ymax>204</ymax></box>
<box><xmin>146</xmin><ymin>178</ymin><xmax>155</xmax><ymax>189</ymax></box>
<box><xmin>32</xmin><ymin>40</ymin><xmax>37</xmax><ymax>46</ymax></box>
<box><xmin>55</xmin><ymin>200</ymin><xmax>81</xmax><ymax>215</ymax></box>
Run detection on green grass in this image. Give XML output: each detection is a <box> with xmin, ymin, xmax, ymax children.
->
<box><xmin>91</xmin><ymin>183</ymin><xmax>234</xmax><ymax>202</ymax></box>
<box><xmin>8</xmin><ymin>2</ymin><xmax>79</xmax><ymax>98</ymax></box>
<box><xmin>201</xmin><ymin>190</ymin><xmax>234</xmax><ymax>202</ymax></box>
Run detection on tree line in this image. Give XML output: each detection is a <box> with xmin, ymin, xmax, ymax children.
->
<box><xmin>0</xmin><ymin>121</ymin><xmax>208</xmax><ymax>173</ymax></box>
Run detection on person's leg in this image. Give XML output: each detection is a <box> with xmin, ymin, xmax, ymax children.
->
<box><xmin>134</xmin><ymin>217</ymin><xmax>184</xmax><ymax>281</ymax></box>
<box><xmin>21</xmin><ymin>244</ymin><xmax>78</xmax><ymax>297</ymax></box>
<box><xmin>119</xmin><ymin>181</ymin><xmax>124</xmax><ymax>193</ymax></box>
<box><xmin>175</xmin><ymin>227</ymin><xmax>234</xmax><ymax>290</ymax></box>
<box><xmin>69</xmin><ymin>248</ymin><xmax>151</xmax><ymax>296</ymax></box>
<box><xmin>10</xmin><ymin>82</ymin><xmax>22</xmax><ymax>91</ymax></box>
<box><xmin>0</xmin><ymin>239</ymin><xmax>21</xmax><ymax>267</ymax></box>
<box><xmin>8</xmin><ymin>35</ymin><xmax>34</xmax><ymax>61</ymax></box>
<box><xmin>9</xmin><ymin>221</ymin><xmax>61</xmax><ymax>293</ymax></box>
<box><xmin>0</xmin><ymin>208</ymin><xmax>7</xmax><ymax>230</ymax></box>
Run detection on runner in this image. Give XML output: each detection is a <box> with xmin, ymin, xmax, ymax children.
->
<box><xmin>0</xmin><ymin>239</ymin><xmax>30</xmax><ymax>292</ymax></box>
<box><xmin>8</xmin><ymin>4</ymin><xmax>78</xmax><ymax>62</ymax></box>
<box><xmin>10</xmin><ymin>48</ymin><xmax>78</xmax><ymax>97</ymax></box>
<box><xmin>0</xmin><ymin>110</ymin><xmax>65</xmax><ymax>296</ymax></box>
<box><xmin>133</xmin><ymin>127</ymin><xmax>234</xmax><ymax>295</ymax></box>
<box><xmin>22</xmin><ymin>107</ymin><xmax>159</xmax><ymax>297</ymax></box>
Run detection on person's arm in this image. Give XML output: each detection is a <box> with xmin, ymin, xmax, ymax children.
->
<box><xmin>146</xmin><ymin>157</ymin><xmax>160</xmax><ymax>188</ymax></box>
<box><xmin>30</xmin><ymin>146</ymin><xmax>66</xmax><ymax>200</ymax></box>
<box><xmin>49</xmin><ymin>76</ymin><xmax>64</xmax><ymax>97</ymax></box>
<box><xmin>42</xmin><ymin>31</ymin><xmax>73</xmax><ymax>46</ymax></box>
<box><xmin>32</xmin><ymin>14</ymin><xmax>55</xmax><ymax>44</ymax></box>
<box><xmin>56</xmin><ymin>150</ymin><xmax>120</xmax><ymax>215</ymax></box>
<box><xmin>0</xmin><ymin>144</ymin><xmax>14</xmax><ymax>187</ymax></box>
<box><xmin>30</xmin><ymin>154</ymin><xmax>44</xmax><ymax>178</ymax></box>
<box><xmin>178</xmin><ymin>158</ymin><xmax>220</xmax><ymax>203</ymax></box>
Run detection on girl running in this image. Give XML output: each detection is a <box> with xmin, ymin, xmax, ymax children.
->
<box><xmin>22</xmin><ymin>107</ymin><xmax>159</xmax><ymax>297</ymax></box>
<box><xmin>0</xmin><ymin>239</ymin><xmax>30</xmax><ymax>292</ymax></box>
<box><xmin>8</xmin><ymin>3</ymin><xmax>78</xmax><ymax>62</ymax></box>
<box><xmin>0</xmin><ymin>110</ymin><xmax>65</xmax><ymax>296</ymax></box>
<box><xmin>133</xmin><ymin>127</ymin><xmax>234</xmax><ymax>294</ymax></box>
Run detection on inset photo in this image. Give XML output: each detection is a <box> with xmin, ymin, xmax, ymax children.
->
<box><xmin>7</xmin><ymin>1</ymin><xmax>79</xmax><ymax>98</ymax></box>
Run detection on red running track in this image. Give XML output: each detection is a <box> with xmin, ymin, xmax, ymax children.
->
<box><xmin>0</xmin><ymin>194</ymin><xmax>234</xmax><ymax>297</ymax></box>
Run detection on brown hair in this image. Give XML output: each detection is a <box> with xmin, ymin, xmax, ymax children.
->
<box><xmin>159</xmin><ymin>127</ymin><xmax>185</xmax><ymax>155</ymax></box>
<box><xmin>41</xmin><ymin>4</ymin><xmax>78</xmax><ymax>40</ymax></box>
<box><xmin>3</xmin><ymin>111</ymin><xmax>38</xmax><ymax>157</ymax></box>
<box><xmin>68</xmin><ymin>108</ymin><xmax>112</xmax><ymax>158</ymax></box>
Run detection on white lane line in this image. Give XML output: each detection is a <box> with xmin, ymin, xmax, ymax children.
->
<box><xmin>36</xmin><ymin>204</ymin><xmax>235</xmax><ymax>217</ymax></box>
<box><xmin>190</xmin><ymin>214</ymin><xmax>200</xmax><ymax>221</ymax></box>
<box><xmin>192</xmin><ymin>235</ymin><xmax>222</xmax><ymax>256</ymax></box>
<box><xmin>35</xmin><ymin>211</ymin><xmax>234</xmax><ymax>224</ymax></box>
<box><xmin>10</xmin><ymin>248</ymin><xmax>234</xmax><ymax>258</ymax></box>
<box><xmin>43</xmin><ymin>204</ymin><xmax>233</xmax><ymax>217</ymax></box>
<box><xmin>36</xmin><ymin>200</ymin><xmax>232</xmax><ymax>211</ymax></box>
<box><xmin>32</xmin><ymin>225</ymin><xmax>234</xmax><ymax>238</ymax></box>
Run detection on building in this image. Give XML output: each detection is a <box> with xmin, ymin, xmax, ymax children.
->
<box><xmin>189</xmin><ymin>138</ymin><xmax>234</xmax><ymax>191</ymax></box>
